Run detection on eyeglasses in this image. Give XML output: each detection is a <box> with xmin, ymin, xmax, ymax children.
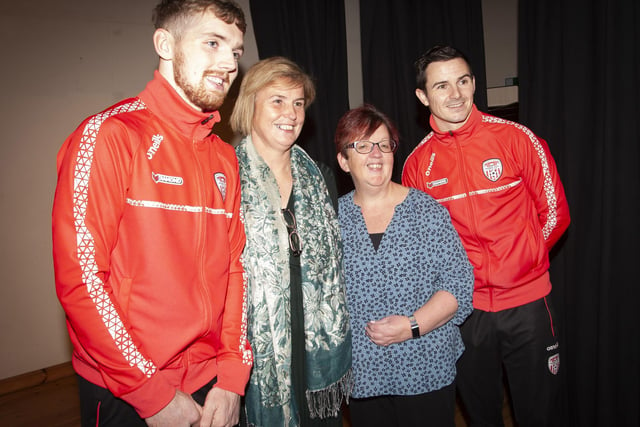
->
<box><xmin>281</xmin><ymin>208</ymin><xmax>302</xmax><ymax>257</ymax></box>
<box><xmin>344</xmin><ymin>139</ymin><xmax>398</xmax><ymax>154</ymax></box>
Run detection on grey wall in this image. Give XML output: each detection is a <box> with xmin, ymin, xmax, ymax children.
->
<box><xmin>0</xmin><ymin>0</ymin><xmax>514</xmax><ymax>380</ymax></box>
<box><xmin>483</xmin><ymin>0</ymin><xmax>518</xmax><ymax>105</ymax></box>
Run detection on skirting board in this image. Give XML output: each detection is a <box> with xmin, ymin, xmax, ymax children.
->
<box><xmin>0</xmin><ymin>362</ymin><xmax>74</xmax><ymax>397</ymax></box>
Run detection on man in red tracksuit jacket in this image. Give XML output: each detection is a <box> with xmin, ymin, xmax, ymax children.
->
<box><xmin>403</xmin><ymin>45</ymin><xmax>570</xmax><ymax>427</ymax></box>
<box><xmin>52</xmin><ymin>1</ymin><xmax>252</xmax><ymax>426</ymax></box>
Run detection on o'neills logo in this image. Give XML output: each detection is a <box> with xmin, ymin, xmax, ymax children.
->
<box><xmin>482</xmin><ymin>158</ymin><xmax>503</xmax><ymax>182</ymax></box>
<box><xmin>146</xmin><ymin>134</ymin><xmax>164</xmax><ymax>160</ymax></box>
<box><xmin>425</xmin><ymin>152</ymin><xmax>436</xmax><ymax>177</ymax></box>
<box><xmin>152</xmin><ymin>172</ymin><xmax>183</xmax><ymax>186</ymax></box>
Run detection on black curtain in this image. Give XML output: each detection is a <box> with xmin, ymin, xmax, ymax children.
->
<box><xmin>520</xmin><ymin>1</ymin><xmax>640</xmax><ymax>426</ymax></box>
<box><xmin>249</xmin><ymin>0</ymin><xmax>349</xmax><ymax>180</ymax></box>
<box><xmin>359</xmin><ymin>0</ymin><xmax>487</xmax><ymax>184</ymax></box>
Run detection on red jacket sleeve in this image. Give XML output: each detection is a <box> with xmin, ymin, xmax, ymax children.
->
<box><xmin>402</xmin><ymin>149</ymin><xmax>424</xmax><ymax>190</ymax></box>
<box><xmin>52</xmin><ymin>119</ymin><xmax>175</xmax><ymax>416</ymax></box>
<box><xmin>518</xmin><ymin>133</ymin><xmax>570</xmax><ymax>249</ymax></box>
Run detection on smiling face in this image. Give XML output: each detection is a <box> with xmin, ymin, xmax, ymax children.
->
<box><xmin>250</xmin><ymin>80</ymin><xmax>306</xmax><ymax>155</ymax></box>
<box><xmin>159</xmin><ymin>10</ymin><xmax>244</xmax><ymax>112</ymax></box>
<box><xmin>338</xmin><ymin>124</ymin><xmax>394</xmax><ymax>192</ymax></box>
<box><xmin>415</xmin><ymin>57</ymin><xmax>476</xmax><ymax>132</ymax></box>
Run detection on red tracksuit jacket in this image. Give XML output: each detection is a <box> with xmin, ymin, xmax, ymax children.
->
<box><xmin>52</xmin><ymin>71</ymin><xmax>252</xmax><ymax>417</ymax></box>
<box><xmin>403</xmin><ymin>105</ymin><xmax>570</xmax><ymax>312</ymax></box>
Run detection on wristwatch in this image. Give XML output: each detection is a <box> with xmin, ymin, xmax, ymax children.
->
<box><xmin>408</xmin><ymin>314</ymin><xmax>420</xmax><ymax>339</ymax></box>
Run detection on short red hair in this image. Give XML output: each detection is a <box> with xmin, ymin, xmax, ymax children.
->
<box><xmin>334</xmin><ymin>104</ymin><xmax>399</xmax><ymax>157</ymax></box>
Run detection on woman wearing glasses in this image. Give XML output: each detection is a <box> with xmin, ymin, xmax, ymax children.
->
<box><xmin>335</xmin><ymin>104</ymin><xmax>473</xmax><ymax>427</ymax></box>
<box><xmin>230</xmin><ymin>57</ymin><xmax>351</xmax><ymax>427</ymax></box>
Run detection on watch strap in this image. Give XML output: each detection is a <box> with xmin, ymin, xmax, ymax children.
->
<box><xmin>409</xmin><ymin>314</ymin><xmax>420</xmax><ymax>339</ymax></box>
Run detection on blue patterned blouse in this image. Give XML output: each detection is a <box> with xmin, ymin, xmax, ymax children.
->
<box><xmin>338</xmin><ymin>188</ymin><xmax>474</xmax><ymax>398</ymax></box>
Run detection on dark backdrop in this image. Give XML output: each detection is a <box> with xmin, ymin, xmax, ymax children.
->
<box><xmin>359</xmin><ymin>0</ymin><xmax>487</xmax><ymax>186</ymax></box>
<box><xmin>248</xmin><ymin>1</ymin><xmax>640</xmax><ymax>425</ymax></box>
<box><xmin>249</xmin><ymin>0</ymin><xmax>349</xmax><ymax>185</ymax></box>
<box><xmin>519</xmin><ymin>0</ymin><xmax>640</xmax><ymax>425</ymax></box>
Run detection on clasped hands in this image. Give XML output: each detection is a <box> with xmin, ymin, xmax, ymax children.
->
<box><xmin>365</xmin><ymin>314</ymin><xmax>413</xmax><ymax>346</ymax></box>
<box><xmin>146</xmin><ymin>387</ymin><xmax>240</xmax><ymax>427</ymax></box>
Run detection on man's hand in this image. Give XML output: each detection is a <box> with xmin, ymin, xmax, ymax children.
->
<box><xmin>146</xmin><ymin>390</ymin><xmax>201</xmax><ymax>427</ymax></box>
<box><xmin>197</xmin><ymin>387</ymin><xmax>241</xmax><ymax>427</ymax></box>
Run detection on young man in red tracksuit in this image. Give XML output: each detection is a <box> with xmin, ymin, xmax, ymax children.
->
<box><xmin>402</xmin><ymin>45</ymin><xmax>570</xmax><ymax>427</ymax></box>
<box><xmin>52</xmin><ymin>1</ymin><xmax>252</xmax><ymax>426</ymax></box>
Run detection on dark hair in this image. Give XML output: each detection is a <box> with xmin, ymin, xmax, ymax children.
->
<box><xmin>153</xmin><ymin>0</ymin><xmax>246</xmax><ymax>38</ymax></box>
<box><xmin>334</xmin><ymin>104</ymin><xmax>399</xmax><ymax>157</ymax></box>
<box><xmin>414</xmin><ymin>45</ymin><xmax>473</xmax><ymax>90</ymax></box>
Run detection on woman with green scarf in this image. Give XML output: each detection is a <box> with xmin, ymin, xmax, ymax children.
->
<box><xmin>230</xmin><ymin>56</ymin><xmax>352</xmax><ymax>427</ymax></box>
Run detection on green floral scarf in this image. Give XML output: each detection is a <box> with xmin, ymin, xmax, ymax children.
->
<box><xmin>236</xmin><ymin>137</ymin><xmax>352</xmax><ymax>427</ymax></box>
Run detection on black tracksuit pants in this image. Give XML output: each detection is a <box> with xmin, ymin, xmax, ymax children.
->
<box><xmin>456</xmin><ymin>297</ymin><xmax>562</xmax><ymax>427</ymax></box>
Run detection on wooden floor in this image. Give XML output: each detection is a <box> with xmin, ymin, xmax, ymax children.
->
<box><xmin>0</xmin><ymin>363</ymin><xmax>513</xmax><ymax>426</ymax></box>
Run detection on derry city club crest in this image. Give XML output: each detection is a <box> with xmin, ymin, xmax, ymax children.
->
<box><xmin>214</xmin><ymin>173</ymin><xmax>227</xmax><ymax>201</ymax></box>
<box><xmin>482</xmin><ymin>158</ymin><xmax>503</xmax><ymax>182</ymax></box>
<box><xmin>548</xmin><ymin>353</ymin><xmax>560</xmax><ymax>375</ymax></box>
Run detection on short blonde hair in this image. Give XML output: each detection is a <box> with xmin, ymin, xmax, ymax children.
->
<box><xmin>230</xmin><ymin>57</ymin><xmax>316</xmax><ymax>136</ymax></box>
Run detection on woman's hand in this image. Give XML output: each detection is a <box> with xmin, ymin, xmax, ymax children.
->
<box><xmin>365</xmin><ymin>315</ymin><xmax>413</xmax><ymax>346</ymax></box>
<box><xmin>366</xmin><ymin>291</ymin><xmax>459</xmax><ymax>347</ymax></box>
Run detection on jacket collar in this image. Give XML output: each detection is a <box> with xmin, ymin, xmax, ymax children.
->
<box><xmin>138</xmin><ymin>70</ymin><xmax>221</xmax><ymax>142</ymax></box>
<box><xmin>429</xmin><ymin>104</ymin><xmax>481</xmax><ymax>145</ymax></box>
